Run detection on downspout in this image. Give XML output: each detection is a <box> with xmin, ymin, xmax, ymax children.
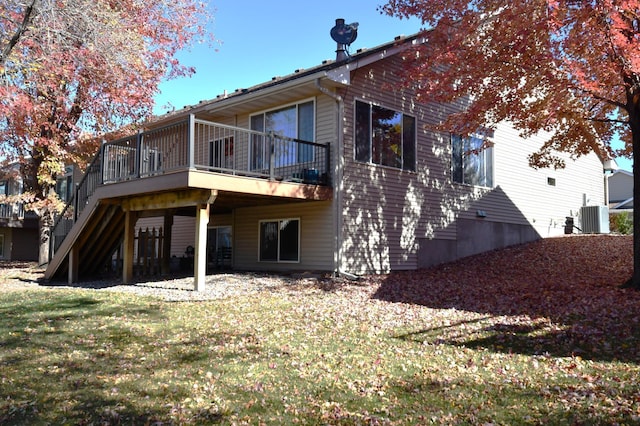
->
<box><xmin>315</xmin><ymin>79</ymin><xmax>358</xmax><ymax>280</ymax></box>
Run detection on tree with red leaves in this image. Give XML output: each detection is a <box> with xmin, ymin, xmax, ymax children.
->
<box><xmin>0</xmin><ymin>0</ymin><xmax>212</xmax><ymax>262</ymax></box>
<box><xmin>381</xmin><ymin>0</ymin><xmax>640</xmax><ymax>288</ymax></box>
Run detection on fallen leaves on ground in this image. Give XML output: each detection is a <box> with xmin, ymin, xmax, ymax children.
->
<box><xmin>371</xmin><ymin>234</ymin><xmax>639</xmax><ymax>362</ymax></box>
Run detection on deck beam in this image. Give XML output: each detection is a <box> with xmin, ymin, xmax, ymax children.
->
<box><xmin>120</xmin><ymin>188</ymin><xmax>218</xmax><ymax>212</ymax></box>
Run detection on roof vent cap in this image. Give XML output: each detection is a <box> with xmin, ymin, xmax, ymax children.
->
<box><xmin>330</xmin><ymin>18</ymin><xmax>358</xmax><ymax>61</ymax></box>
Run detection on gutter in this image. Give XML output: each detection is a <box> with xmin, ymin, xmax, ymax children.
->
<box><xmin>315</xmin><ymin>79</ymin><xmax>357</xmax><ymax>280</ymax></box>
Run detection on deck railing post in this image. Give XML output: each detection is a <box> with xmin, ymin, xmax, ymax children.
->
<box><xmin>73</xmin><ymin>183</ymin><xmax>80</xmax><ymax>222</ymax></box>
<box><xmin>99</xmin><ymin>141</ymin><xmax>105</xmax><ymax>185</ymax></box>
<box><xmin>268</xmin><ymin>131</ymin><xmax>275</xmax><ymax>180</ymax></box>
<box><xmin>188</xmin><ymin>114</ymin><xmax>195</xmax><ymax>169</ymax></box>
<box><xmin>325</xmin><ymin>142</ymin><xmax>331</xmax><ymax>186</ymax></box>
<box><xmin>135</xmin><ymin>130</ymin><xmax>143</xmax><ymax>178</ymax></box>
<box><xmin>48</xmin><ymin>221</ymin><xmax>54</xmax><ymax>262</ymax></box>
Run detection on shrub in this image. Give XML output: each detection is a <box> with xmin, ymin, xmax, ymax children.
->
<box><xmin>610</xmin><ymin>211</ymin><xmax>633</xmax><ymax>235</ymax></box>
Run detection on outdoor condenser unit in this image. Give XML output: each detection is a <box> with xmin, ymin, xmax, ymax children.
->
<box><xmin>580</xmin><ymin>205</ymin><xmax>610</xmax><ymax>234</ymax></box>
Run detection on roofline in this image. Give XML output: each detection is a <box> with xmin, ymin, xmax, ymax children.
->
<box><xmin>148</xmin><ymin>32</ymin><xmax>426</xmax><ymax>125</ymax></box>
<box><xmin>196</xmin><ymin>69</ymin><xmax>344</xmax><ymax>115</ymax></box>
<box><xmin>611</xmin><ymin>169</ymin><xmax>633</xmax><ymax>177</ymax></box>
<box><xmin>613</xmin><ymin>196</ymin><xmax>634</xmax><ymax>209</ymax></box>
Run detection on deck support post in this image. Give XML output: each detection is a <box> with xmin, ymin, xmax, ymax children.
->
<box><xmin>161</xmin><ymin>212</ymin><xmax>174</xmax><ymax>275</ymax></box>
<box><xmin>123</xmin><ymin>210</ymin><xmax>139</xmax><ymax>284</ymax></box>
<box><xmin>68</xmin><ymin>244</ymin><xmax>79</xmax><ymax>284</ymax></box>
<box><xmin>194</xmin><ymin>203</ymin><xmax>210</xmax><ymax>291</ymax></box>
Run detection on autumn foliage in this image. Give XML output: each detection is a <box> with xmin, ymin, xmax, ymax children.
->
<box><xmin>0</xmin><ymin>0</ymin><xmax>212</xmax><ymax>201</ymax></box>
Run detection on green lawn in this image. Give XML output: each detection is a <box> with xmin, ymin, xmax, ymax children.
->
<box><xmin>1</xmin><ymin>236</ymin><xmax>639</xmax><ymax>424</ymax></box>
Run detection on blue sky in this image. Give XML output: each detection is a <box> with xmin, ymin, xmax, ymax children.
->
<box><xmin>154</xmin><ymin>0</ymin><xmax>422</xmax><ymax>114</ymax></box>
<box><xmin>154</xmin><ymin>0</ymin><xmax>632</xmax><ymax>172</ymax></box>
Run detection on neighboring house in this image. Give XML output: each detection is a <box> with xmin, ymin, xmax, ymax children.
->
<box><xmin>0</xmin><ymin>163</ymin><xmax>38</xmax><ymax>261</ymax></box>
<box><xmin>608</xmin><ymin>169</ymin><xmax>633</xmax><ymax>209</ymax></box>
<box><xmin>0</xmin><ymin>162</ymin><xmax>83</xmax><ymax>262</ymax></box>
<box><xmin>45</xmin><ymin>28</ymin><xmax>608</xmax><ymax>288</ymax></box>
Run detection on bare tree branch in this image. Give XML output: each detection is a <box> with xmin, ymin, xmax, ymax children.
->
<box><xmin>0</xmin><ymin>0</ymin><xmax>37</xmax><ymax>65</ymax></box>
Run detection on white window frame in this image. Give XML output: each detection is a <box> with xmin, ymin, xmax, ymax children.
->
<box><xmin>209</xmin><ymin>136</ymin><xmax>235</xmax><ymax>171</ymax></box>
<box><xmin>56</xmin><ymin>165</ymin><xmax>74</xmax><ymax>202</ymax></box>
<box><xmin>258</xmin><ymin>218</ymin><xmax>300</xmax><ymax>263</ymax></box>
<box><xmin>451</xmin><ymin>133</ymin><xmax>495</xmax><ymax>188</ymax></box>
<box><xmin>140</xmin><ymin>146</ymin><xmax>162</xmax><ymax>176</ymax></box>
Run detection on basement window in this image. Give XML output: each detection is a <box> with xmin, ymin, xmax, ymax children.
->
<box><xmin>259</xmin><ymin>218</ymin><xmax>300</xmax><ymax>263</ymax></box>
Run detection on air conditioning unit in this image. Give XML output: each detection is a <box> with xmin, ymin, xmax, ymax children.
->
<box><xmin>580</xmin><ymin>205</ymin><xmax>610</xmax><ymax>234</ymax></box>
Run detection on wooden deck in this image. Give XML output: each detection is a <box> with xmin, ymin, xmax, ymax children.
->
<box><xmin>45</xmin><ymin>118</ymin><xmax>332</xmax><ymax>289</ymax></box>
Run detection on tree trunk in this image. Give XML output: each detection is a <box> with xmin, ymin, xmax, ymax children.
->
<box><xmin>624</xmin><ymin>84</ymin><xmax>640</xmax><ymax>289</ymax></box>
<box><xmin>39</xmin><ymin>211</ymin><xmax>52</xmax><ymax>266</ymax></box>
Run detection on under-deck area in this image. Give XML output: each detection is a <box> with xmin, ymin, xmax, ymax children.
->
<box><xmin>45</xmin><ymin>117</ymin><xmax>332</xmax><ymax>289</ymax></box>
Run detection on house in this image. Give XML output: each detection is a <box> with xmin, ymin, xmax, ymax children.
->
<box><xmin>44</xmin><ymin>26</ymin><xmax>608</xmax><ymax>289</ymax></box>
<box><xmin>608</xmin><ymin>169</ymin><xmax>633</xmax><ymax>210</ymax></box>
<box><xmin>0</xmin><ymin>163</ymin><xmax>39</xmax><ymax>261</ymax></box>
<box><xmin>0</xmin><ymin>162</ymin><xmax>84</xmax><ymax>263</ymax></box>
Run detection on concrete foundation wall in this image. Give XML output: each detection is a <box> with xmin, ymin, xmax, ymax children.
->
<box><xmin>418</xmin><ymin>218</ymin><xmax>541</xmax><ymax>268</ymax></box>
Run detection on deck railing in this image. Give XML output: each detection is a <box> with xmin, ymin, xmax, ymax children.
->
<box><xmin>49</xmin><ymin>116</ymin><xmax>331</xmax><ymax>261</ymax></box>
<box><xmin>101</xmin><ymin>117</ymin><xmax>330</xmax><ymax>185</ymax></box>
<box><xmin>50</xmin><ymin>149</ymin><xmax>103</xmax><ymax>256</ymax></box>
<box><xmin>192</xmin><ymin>119</ymin><xmax>330</xmax><ymax>184</ymax></box>
<box><xmin>0</xmin><ymin>202</ymin><xmax>25</xmax><ymax>220</ymax></box>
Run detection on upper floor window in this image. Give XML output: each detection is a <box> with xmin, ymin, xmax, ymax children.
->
<box><xmin>451</xmin><ymin>134</ymin><xmax>494</xmax><ymax>187</ymax></box>
<box><xmin>250</xmin><ymin>100</ymin><xmax>315</xmax><ymax>169</ymax></box>
<box><xmin>355</xmin><ymin>100</ymin><xmax>416</xmax><ymax>171</ymax></box>
<box><xmin>56</xmin><ymin>165</ymin><xmax>74</xmax><ymax>202</ymax></box>
<box><xmin>0</xmin><ymin>176</ymin><xmax>22</xmax><ymax>196</ymax></box>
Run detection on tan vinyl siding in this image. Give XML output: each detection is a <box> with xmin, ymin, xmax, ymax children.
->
<box><xmin>338</xmin><ymin>53</ymin><xmax>606</xmax><ymax>274</ymax></box>
<box><xmin>210</xmin><ymin>213</ymin><xmax>233</xmax><ymax>227</ymax></box>
<box><xmin>170</xmin><ymin>216</ymin><xmax>196</xmax><ymax>256</ymax></box>
<box><xmin>340</xmin><ymin>54</ymin><xmax>444</xmax><ymax>273</ymax></box>
<box><xmin>483</xmin><ymin>122</ymin><xmax>605</xmax><ymax>236</ymax></box>
<box><xmin>316</xmin><ymin>95</ymin><xmax>336</xmax><ymax>144</ymax></box>
<box><xmin>233</xmin><ymin>201</ymin><xmax>334</xmax><ymax>272</ymax></box>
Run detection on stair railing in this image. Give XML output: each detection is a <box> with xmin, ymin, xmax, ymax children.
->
<box><xmin>49</xmin><ymin>147</ymin><xmax>103</xmax><ymax>261</ymax></box>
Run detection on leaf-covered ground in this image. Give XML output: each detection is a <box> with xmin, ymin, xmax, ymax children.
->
<box><xmin>372</xmin><ymin>234</ymin><xmax>639</xmax><ymax>363</ymax></box>
<box><xmin>0</xmin><ymin>235</ymin><xmax>639</xmax><ymax>425</ymax></box>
